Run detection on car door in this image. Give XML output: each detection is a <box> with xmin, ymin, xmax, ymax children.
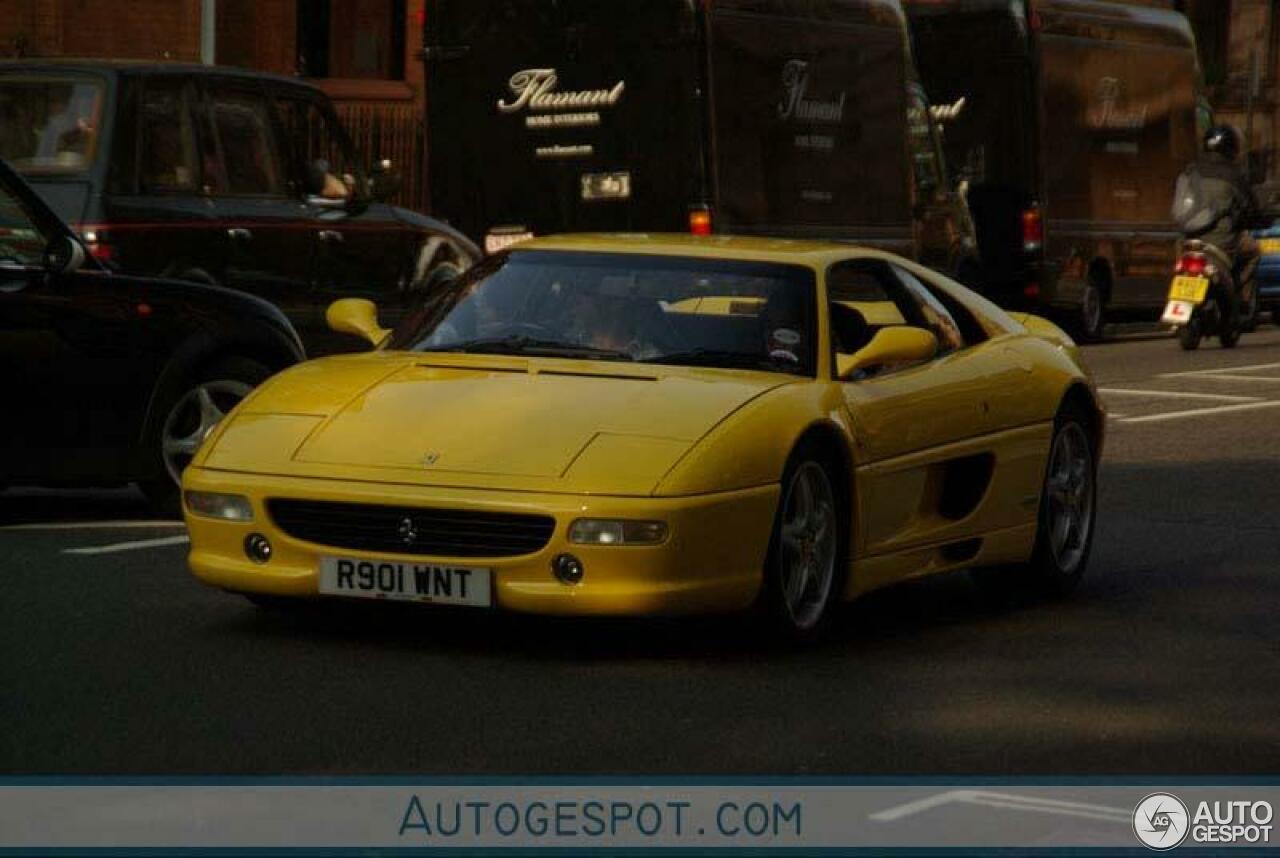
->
<box><xmin>831</xmin><ymin>258</ymin><xmax>1038</xmax><ymax>563</ymax></box>
<box><xmin>200</xmin><ymin>81</ymin><xmax>317</xmax><ymax>337</ymax></box>
<box><xmin>0</xmin><ymin>165</ymin><xmax>156</xmax><ymax>483</ymax></box>
<box><xmin>272</xmin><ymin>93</ymin><xmax>411</xmax><ymax>351</ymax></box>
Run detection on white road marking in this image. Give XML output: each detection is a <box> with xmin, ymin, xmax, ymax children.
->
<box><xmin>1116</xmin><ymin>400</ymin><xmax>1280</xmax><ymax>425</ymax></box>
<box><xmin>1099</xmin><ymin>387</ymin><xmax>1261</xmax><ymax>402</ymax></box>
<box><xmin>1</xmin><ymin>521</ymin><xmax>184</xmax><ymax>532</ymax></box>
<box><xmin>63</xmin><ymin>535</ymin><xmax>190</xmax><ymax>556</ymax></box>
<box><xmin>1159</xmin><ymin>361</ymin><xmax>1280</xmax><ymax>378</ymax></box>
<box><xmin>1176</xmin><ymin>374</ymin><xmax>1280</xmax><ymax>384</ymax></box>
<box><xmin>869</xmin><ymin>790</ymin><xmax>1130</xmax><ymax>824</ymax></box>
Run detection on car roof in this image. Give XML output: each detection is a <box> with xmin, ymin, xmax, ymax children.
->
<box><xmin>0</xmin><ymin>59</ymin><xmax>322</xmax><ymax>94</ymax></box>
<box><xmin>516</xmin><ymin>233</ymin><xmax>902</xmax><ymax>268</ymax></box>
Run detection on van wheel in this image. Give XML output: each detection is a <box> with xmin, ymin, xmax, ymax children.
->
<box><xmin>762</xmin><ymin>450</ymin><xmax>845</xmax><ymax>640</ymax></box>
<box><xmin>1077</xmin><ymin>281</ymin><xmax>1106</xmax><ymax>341</ymax></box>
<box><xmin>138</xmin><ymin>357</ymin><xmax>271</xmax><ymax>516</ymax></box>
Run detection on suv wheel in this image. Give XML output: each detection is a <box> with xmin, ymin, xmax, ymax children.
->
<box><xmin>139</xmin><ymin>357</ymin><xmax>271</xmax><ymax>516</ymax></box>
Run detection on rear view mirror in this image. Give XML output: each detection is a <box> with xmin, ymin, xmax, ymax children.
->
<box><xmin>837</xmin><ymin>327</ymin><xmax>938</xmax><ymax>379</ymax></box>
<box><xmin>43</xmin><ymin>234</ymin><xmax>85</xmax><ymax>275</ymax></box>
<box><xmin>326</xmin><ymin>298</ymin><xmax>390</xmax><ymax>348</ymax></box>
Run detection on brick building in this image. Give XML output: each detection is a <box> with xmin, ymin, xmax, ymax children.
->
<box><xmin>0</xmin><ymin>0</ymin><xmax>428</xmax><ymax>206</ymax></box>
<box><xmin>2</xmin><ymin>1</ymin><xmax>1279</xmax><ymax>192</ymax></box>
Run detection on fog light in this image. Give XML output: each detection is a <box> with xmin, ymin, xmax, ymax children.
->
<box><xmin>552</xmin><ymin>553</ymin><xmax>585</xmax><ymax>584</ymax></box>
<box><xmin>185</xmin><ymin>491</ymin><xmax>254</xmax><ymax>521</ymax></box>
<box><xmin>569</xmin><ymin>518</ymin><xmax>668</xmax><ymax>545</ymax></box>
<box><xmin>244</xmin><ymin>533</ymin><xmax>273</xmax><ymax>564</ymax></box>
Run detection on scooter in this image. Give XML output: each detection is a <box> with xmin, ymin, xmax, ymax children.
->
<box><xmin>1162</xmin><ymin>240</ymin><xmax>1241</xmax><ymax>350</ymax></box>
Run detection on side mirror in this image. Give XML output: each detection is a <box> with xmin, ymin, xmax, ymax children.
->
<box><xmin>43</xmin><ymin>234</ymin><xmax>86</xmax><ymax>275</ymax></box>
<box><xmin>369</xmin><ymin>158</ymin><xmax>402</xmax><ymax>202</ymax></box>
<box><xmin>836</xmin><ymin>327</ymin><xmax>938</xmax><ymax>379</ymax></box>
<box><xmin>326</xmin><ymin>298</ymin><xmax>390</xmax><ymax>348</ymax></box>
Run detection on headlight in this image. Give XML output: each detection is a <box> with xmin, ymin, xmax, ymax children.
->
<box><xmin>184</xmin><ymin>491</ymin><xmax>254</xmax><ymax>522</ymax></box>
<box><xmin>568</xmin><ymin>518</ymin><xmax>668</xmax><ymax>546</ymax></box>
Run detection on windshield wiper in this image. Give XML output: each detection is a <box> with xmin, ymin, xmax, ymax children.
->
<box><xmin>647</xmin><ymin>349</ymin><xmax>801</xmax><ymax>373</ymax></box>
<box><xmin>421</xmin><ymin>336</ymin><xmax>634</xmax><ymax>361</ymax></box>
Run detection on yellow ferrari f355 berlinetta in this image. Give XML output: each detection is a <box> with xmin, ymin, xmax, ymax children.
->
<box><xmin>183</xmin><ymin>235</ymin><xmax>1103</xmax><ymax>637</ymax></box>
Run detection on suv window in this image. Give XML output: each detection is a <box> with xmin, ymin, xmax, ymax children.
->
<box><xmin>0</xmin><ymin>76</ymin><xmax>104</xmax><ymax>176</ymax></box>
<box><xmin>275</xmin><ymin>96</ymin><xmax>359</xmax><ymax>200</ymax></box>
<box><xmin>0</xmin><ymin>177</ymin><xmax>48</xmax><ymax>267</ymax></box>
<box><xmin>209</xmin><ymin>92</ymin><xmax>284</xmax><ymax>196</ymax></box>
<box><xmin>139</xmin><ymin>81</ymin><xmax>199</xmax><ymax>193</ymax></box>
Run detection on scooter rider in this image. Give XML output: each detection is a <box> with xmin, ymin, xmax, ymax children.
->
<box><xmin>1184</xmin><ymin>125</ymin><xmax>1261</xmax><ymax>313</ymax></box>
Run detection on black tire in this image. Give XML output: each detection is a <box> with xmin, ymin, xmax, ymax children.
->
<box><xmin>972</xmin><ymin>406</ymin><xmax>1097</xmax><ymax>599</ymax></box>
<box><xmin>138</xmin><ymin>356</ymin><xmax>272</xmax><ymax>516</ymax></box>
<box><xmin>1178</xmin><ymin>317</ymin><xmax>1203</xmax><ymax>351</ymax></box>
<box><xmin>761</xmin><ymin>445</ymin><xmax>847</xmax><ymax>640</ymax></box>
<box><xmin>1077</xmin><ymin>280</ymin><xmax>1107</xmax><ymax>342</ymax></box>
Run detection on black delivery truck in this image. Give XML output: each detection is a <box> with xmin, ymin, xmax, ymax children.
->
<box><xmin>423</xmin><ymin>0</ymin><xmax>978</xmax><ymax>278</ymax></box>
<box><xmin>904</xmin><ymin>0</ymin><xmax>1207</xmax><ymax>339</ymax></box>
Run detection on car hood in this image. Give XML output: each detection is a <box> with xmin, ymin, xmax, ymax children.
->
<box><xmin>201</xmin><ymin>354</ymin><xmax>790</xmax><ymax>495</ymax></box>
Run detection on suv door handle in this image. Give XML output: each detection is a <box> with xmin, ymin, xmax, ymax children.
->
<box><xmin>227</xmin><ymin>228</ymin><xmax>253</xmax><ymax>242</ymax></box>
<box><xmin>318</xmin><ymin>230</ymin><xmax>344</xmax><ymax>244</ymax></box>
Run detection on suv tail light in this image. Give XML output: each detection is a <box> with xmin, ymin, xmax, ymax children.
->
<box><xmin>78</xmin><ymin>226</ymin><xmax>114</xmax><ymax>264</ymax></box>
<box><xmin>689</xmin><ymin>205</ymin><xmax>713</xmax><ymax>236</ymax></box>
<box><xmin>1021</xmin><ymin>205</ymin><xmax>1043</xmax><ymax>253</ymax></box>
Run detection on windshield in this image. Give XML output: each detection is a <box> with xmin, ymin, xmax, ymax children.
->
<box><xmin>388</xmin><ymin>250</ymin><xmax>818</xmax><ymax>376</ymax></box>
<box><xmin>0</xmin><ymin>76</ymin><xmax>105</xmax><ymax>176</ymax></box>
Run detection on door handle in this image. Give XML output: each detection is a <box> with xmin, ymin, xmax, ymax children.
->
<box><xmin>227</xmin><ymin>227</ymin><xmax>253</xmax><ymax>242</ymax></box>
<box><xmin>318</xmin><ymin>230</ymin><xmax>345</xmax><ymax>244</ymax></box>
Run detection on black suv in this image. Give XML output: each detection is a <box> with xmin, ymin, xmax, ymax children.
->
<box><xmin>0</xmin><ymin>156</ymin><xmax>304</xmax><ymax>511</ymax></box>
<box><xmin>0</xmin><ymin>61</ymin><xmax>478</xmax><ymax>354</ymax></box>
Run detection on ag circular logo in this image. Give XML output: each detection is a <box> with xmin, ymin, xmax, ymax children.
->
<box><xmin>1134</xmin><ymin>793</ymin><xmax>1190</xmax><ymax>850</ymax></box>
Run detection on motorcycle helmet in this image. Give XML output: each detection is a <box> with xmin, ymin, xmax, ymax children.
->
<box><xmin>1204</xmin><ymin>124</ymin><xmax>1242</xmax><ymax>161</ymax></box>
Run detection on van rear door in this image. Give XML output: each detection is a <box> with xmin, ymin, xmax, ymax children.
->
<box><xmin>424</xmin><ymin>0</ymin><xmax>706</xmax><ymax>249</ymax></box>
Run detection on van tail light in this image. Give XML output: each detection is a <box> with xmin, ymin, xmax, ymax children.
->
<box><xmin>1178</xmin><ymin>253</ymin><xmax>1207</xmax><ymax>276</ymax></box>
<box><xmin>688</xmin><ymin>205</ymin><xmax>713</xmax><ymax>236</ymax></box>
<box><xmin>1021</xmin><ymin>205</ymin><xmax>1043</xmax><ymax>253</ymax></box>
<box><xmin>78</xmin><ymin>226</ymin><xmax>115</xmax><ymax>265</ymax></box>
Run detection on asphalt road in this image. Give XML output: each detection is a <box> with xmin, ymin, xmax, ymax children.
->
<box><xmin>4</xmin><ymin>325</ymin><xmax>1280</xmax><ymax>776</ymax></box>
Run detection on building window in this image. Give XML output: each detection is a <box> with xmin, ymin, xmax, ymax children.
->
<box><xmin>297</xmin><ymin>0</ymin><xmax>407</xmax><ymax>81</ymax></box>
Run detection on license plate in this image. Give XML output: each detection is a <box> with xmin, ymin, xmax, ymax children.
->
<box><xmin>484</xmin><ymin>230</ymin><xmax>534</xmax><ymax>255</ymax></box>
<box><xmin>1168</xmin><ymin>275</ymin><xmax>1209</xmax><ymax>303</ymax></box>
<box><xmin>1161</xmin><ymin>300</ymin><xmax>1195</xmax><ymax>324</ymax></box>
<box><xmin>319</xmin><ymin>556</ymin><xmax>491</xmax><ymax>607</ymax></box>
<box><xmin>1260</xmin><ymin>238</ymin><xmax>1280</xmax><ymax>254</ymax></box>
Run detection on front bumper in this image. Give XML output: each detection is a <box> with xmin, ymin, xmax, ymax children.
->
<box><xmin>183</xmin><ymin>467</ymin><xmax>778</xmax><ymax>616</ymax></box>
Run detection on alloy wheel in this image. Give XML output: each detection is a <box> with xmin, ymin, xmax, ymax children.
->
<box><xmin>778</xmin><ymin>461</ymin><xmax>838</xmax><ymax>631</ymax></box>
<box><xmin>1044</xmin><ymin>423</ymin><xmax>1094</xmax><ymax>575</ymax></box>
<box><xmin>161</xmin><ymin>379</ymin><xmax>253</xmax><ymax>484</ymax></box>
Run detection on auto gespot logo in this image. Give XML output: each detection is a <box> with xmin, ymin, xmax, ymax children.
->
<box><xmin>1133</xmin><ymin>793</ymin><xmax>1274</xmax><ymax>849</ymax></box>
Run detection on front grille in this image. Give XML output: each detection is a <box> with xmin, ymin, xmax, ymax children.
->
<box><xmin>267</xmin><ymin>499</ymin><xmax>556</xmax><ymax>558</ymax></box>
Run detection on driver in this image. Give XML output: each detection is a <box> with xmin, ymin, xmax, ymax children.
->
<box><xmin>561</xmin><ymin>282</ymin><xmax>667</xmax><ymax>359</ymax></box>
